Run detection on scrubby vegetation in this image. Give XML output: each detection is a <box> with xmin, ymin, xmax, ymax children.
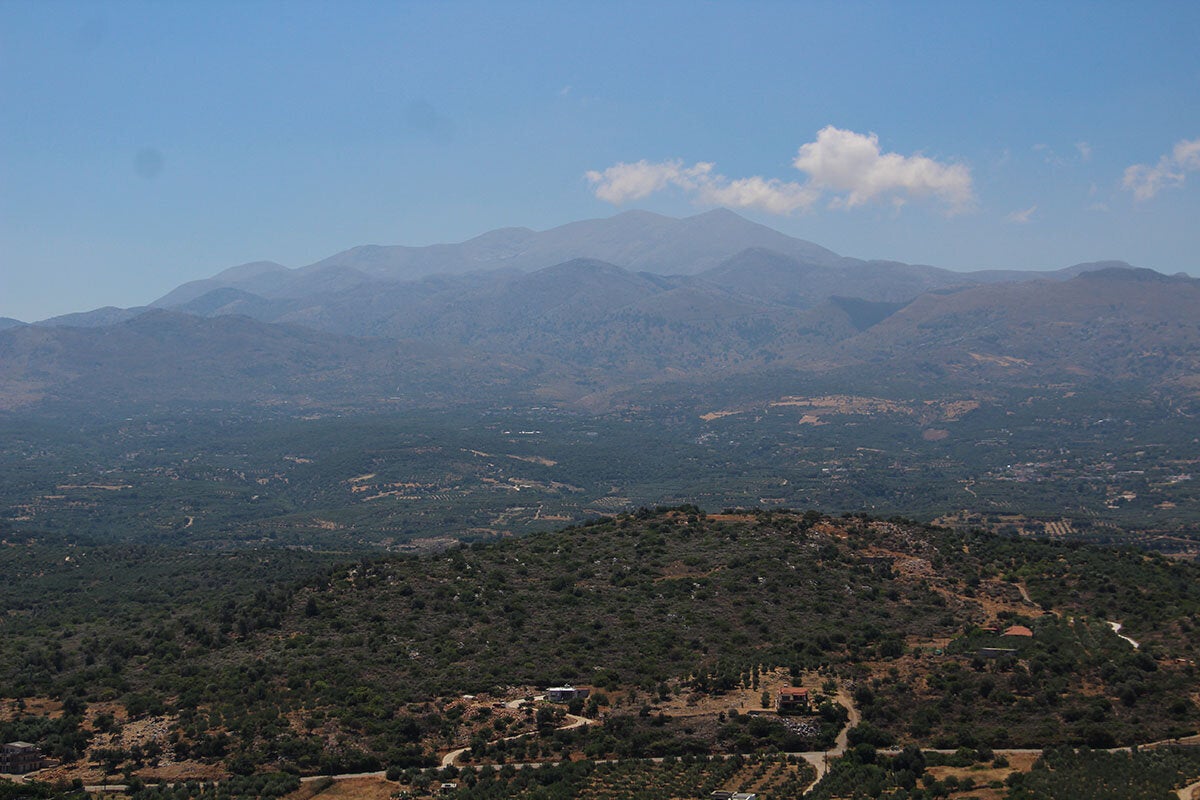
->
<box><xmin>1005</xmin><ymin>746</ymin><xmax>1200</xmax><ymax>800</ymax></box>
<box><xmin>392</xmin><ymin>754</ymin><xmax>815</xmax><ymax>800</ymax></box>
<box><xmin>2</xmin><ymin>508</ymin><xmax>1198</xmax><ymax>785</ymax></box>
<box><xmin>128</xmin><ymin>773</ymin><xmax>300</xmax><ymax>800</ymax></box>
<box><xmin>0</xmin><ymin>780</ymin><xmax>86</xmax><ymax>800</ymax></box>
<box><xmin>806</xmin><ymin>745</ymin><xmax>933</xmax><ymax>800</ymax></box>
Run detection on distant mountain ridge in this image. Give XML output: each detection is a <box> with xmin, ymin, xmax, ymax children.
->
<box><xmin>143</xmin><ymin>209</ymin><xmax>1129</xmax><ymax>318</ymax></box>
<box><xmin>6</xmin><ymin>264</ymin><xmax>1197</xmax><ymax>412</ymax></box>
<box><xmin>150</xmin><ymin>209</ymin><xmax>843</xmax><ymax>308</ymax></box>
<box><xmin>6</xmin><ymin>209</ymin><xmax>1196</xmax><ymax>413</ymax></box>
<box><xmin>37</xmin><ymin>209</ymin><xmax>1139</xmax><ymax>335</ymax></box>
<box><xmin>88</xmin><ymin>210</ymin><xmax>1134</xmax><ymax>347</ymax></box>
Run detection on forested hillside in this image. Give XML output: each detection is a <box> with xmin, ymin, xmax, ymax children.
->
<box><xmin>3</xmin><ymin>509</ymin><xmax>1198</xmax><ymax>790</ymax></box>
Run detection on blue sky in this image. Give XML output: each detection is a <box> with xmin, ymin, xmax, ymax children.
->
<box><xmin>2</xmin><ymin>1</ymin><xmax>1199</xmax><ymax>321</ymax></box>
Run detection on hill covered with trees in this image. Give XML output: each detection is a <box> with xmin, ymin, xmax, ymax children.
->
<box><xmin>3</xmin><ymin>508</ymin><xmax>1198</xmax><ymax>790</ymax></box>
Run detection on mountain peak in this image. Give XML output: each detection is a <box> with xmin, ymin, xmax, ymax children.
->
<box><xmin>607</xmin><ymin>209</ymin><xmax>676</xmax><ymax>224</ymax></box>
<box><xmin>1075</xmin><ymin>265</ymin><xmax>1183</xmax><ymax>283</ymax></box>
<box><xmin>687</xmin><ymin>207</ymin><xmax>745</xmax><ymax>222</ymax></box>
<box><xmin>213</xmin><ymin>260</ymin><xmax>289</xmax><ymax>282</ymax></box>
<box><xmin>1065</xmin><ymin>260</ymin><xmax>1135</xmax><ymax>273</ymax></box>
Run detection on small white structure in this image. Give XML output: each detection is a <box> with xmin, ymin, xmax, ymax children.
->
<box><xmin>546</xmin><ymin>685</ymin><xmax>591</xmax><ymax>703</ymax></box>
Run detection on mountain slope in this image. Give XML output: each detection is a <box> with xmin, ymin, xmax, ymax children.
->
<box><xmin>35</xmin><ymin>306</ymin><xmax>144</xmax><ymax>328</ymax></box>
<box><xmin>109</xmin><ymin>211</ymin><xmax>1161</xmax><ymax>364</ymax></box>
<box><xmin>0</xmin><ymin>310</ymin><xmax>518</xmax><ymax>410</ymax></box>
<box><xmin>152</xmin><ymin>260</ymin><xmax>290</xmax><ymax>307</ymax></box>
<box><xmin>147</xmin><ymin>209</ymin><xmax>843</xmax><ymax>307</ymax></box>
<box><xmin>299</xmin><ymin>208</ymin><xmax>843</xmax><ymax>283</ymax></box>
<box><xmin>8</xmin><ymin>262</ymin><xmax>1200</xmax><ymax>413</ymax></box>
<box><xmin>840</xmin><ymin>267</ymin><xmax>1200</xmax><ymax>387</ymax></box>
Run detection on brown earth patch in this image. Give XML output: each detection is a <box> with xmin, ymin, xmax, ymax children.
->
<box><xmin>56</xmin><ymin>484</ymin><xmax>132</xmax><ymax>491</ymax></box>
<box><xmin>937</xmin><ymin>400</ymin><xmax>982</xmax><ymax>421</ymax></box>
<box><xmin>699</xmin><ymin>409</ymin><xmax>745</xmax><ymax>421</ymax></box>
<box><xmin>304</xmin><ymin>776</ymin><xmax>400</xmax><ymax>799</ymax></box>
<box><xmin>652</xmin><ymin>668</ymin><xmax>829</xmax><ymax>720</ymax></box>
<box><xmin>770</xmin><ymin>395</ymin><xmax>912</xmax><ymax>415</ymax></box>
<box><xmin>927</xmin><ymin>751</ymin><xmax>1039</xmax><ymax>799</ymax></box>
<box><xmin>508</xmin><ymin>454</ymin><xmax>558</xmax><ymax>466</ymax></box>
<box><xmin>656</xmin><ymin>561</ymin><xmax>721</xmax><ymax>581</ymax></box>
<box><xmin>0</xmin><ymin>697</ymin><xmax>64</xmax><ymax>721</ymax></box>
<box><xmin>967</xmin><ymin>352</ymin><xmax>1032</xmax><ymax>368</ymax></box>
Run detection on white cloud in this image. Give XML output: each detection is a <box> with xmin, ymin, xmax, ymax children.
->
<box><xmin>586</xmin><ymin>160</ymin><xmax>816</xmax><ymax>214</ymax></box>
<box><xmin>1175</xmin><ymin>137</ymin><xmax>1200</xmax><ymax>170</ymax></box>
<box><xmin>1006</xmin><ymin>205</ymin><xmax>1037</xmax><ymax>224</ymax></box>
<box><xmin>1075</xmin><ymin>141</ymin><xmax>1093</xmax><ymax>161</ymax></box>
<box><xmin>696</xmin><ymin>175</ymin><xmax>820</xmax><ymax>214</ymax></box>
<box><xmin>793</xmin><ymin>126</ymin><xmax>974</xmax><ymax>211</ymax></box>
<box><xmin>584</xmin><ymin>160</ymin><xmax>710</xmax><ymax>204</ymax></box>
<box><xmin>586</xmin><ymin>126</ymin><xmax>973</xmax><ymax>215</ymax></box>
<box><xmin>1123</xmin><ymin>136</ymin><xmax>1200</xmax><ymax>200</ymax></box>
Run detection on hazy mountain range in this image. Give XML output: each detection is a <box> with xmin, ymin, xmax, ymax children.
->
<box><xmin>2</xmin><ymin>209</ymin><xmax>1197</xmax><ymax>411</ymax></box>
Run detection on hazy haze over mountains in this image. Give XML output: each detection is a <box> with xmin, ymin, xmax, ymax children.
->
<box><xmin>147</xmin><ymin>208</ymin><xmax>1129</xmax><ymax>312</ymax></box>
<box><xmin>150</xmin><ymin>209</ymin><xmax>842</xmax><ymax>308</ymax></box>
<box><xmin>2</xmin><ymin>209</ymin><xmax>1196</xmax><ymax>413</ymax></box>
<box><xmin>33</xmin><ymin>208</ymin><xmax>1141</xmax><ymax>332</ymax></box>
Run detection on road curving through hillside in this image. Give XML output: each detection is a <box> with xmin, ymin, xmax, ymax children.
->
<box><xmin>441</xmin><ymin>698</ymin><xmax>594</xmax><ymax>767</ymax></box>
